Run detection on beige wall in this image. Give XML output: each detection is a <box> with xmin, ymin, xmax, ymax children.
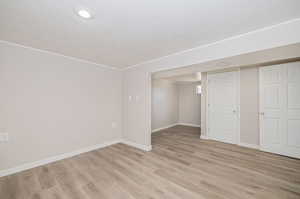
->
<box><xmin>240</xmin><ymin>67</ymin><xmax>259</xmax><ymax>145</ymax></box>
<box><xmin>200</xmin><ymin>67</ymin><xmax>260</xmax><ymax>145</ymax></box>
<box><xmin>123</xmin><ymin>70</ymin><xmax>150</xmax><ymax>146</ymax></box>
<box><xmin>151</xmin><ymin>80</ymin><xmax>201</xmax><ymax>130</ymax></box>
<box><xmin>178</xmin><ymin>82</ymin><xmax>201</xmax><ymax>126</ymax></box>
<box><xmin>151</xmin><ymin>79</ymin><xmax>178</xmax><ymax>130</ymax></box>
<box><xmin>200</xmin><ymin>73</ymin><xmax>207</xmax><ymax>135</ymax></box>
<box><xmin>0</xmin><ymin>42</ymin><xmax>123</xmax><ymax>170</ymax></box>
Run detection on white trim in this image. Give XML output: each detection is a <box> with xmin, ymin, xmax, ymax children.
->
<box><xmin>151</xmin><ymin>123</ymin><xmax>178</xmax><ymax>133</ymax></box>
<box><xmin>152</xmin><ymin>123</ymin><xmax>201</xmax><ymax>133</ymax></box>
<box><xmin>200</xmin><ymin>135</ymin><xmax>210</xmax><ymax>140</ymax></box>
<box><xmin>0</xmin><ymin>40</ymin><xmax>119</xmax><ymax>71</ymax></box>
<box><xmin>0</xmin><ymin>139</ymin><xmax>154</xmax><ymax>177</ymax></box>
<box><xmin>237</xmin><ymin>69</ymin><xmax>241</xmax><ymax>144</ymax></box>
<box><xmin>0</xmin><ymin>139</ymin><xmax>122</xmax><ymax>177</ymax></box>
<box><xmin>200</xmin><ymin>136</ymin><xmax>260</xmax><ymax>150</ymax></box>
<box><xmin>177</xmin><ymin>123</ymin><xmax>200</xmax><ymax>128</ymax></box>
<box><xmin>121</xmin><ymin>140</ymin><xmax>152</xmax><ymax>151</ymax></box>
<box><xmin>206</xmin><ymin>75</ymin><xmax>209</xmax><ymax>138</ymax></box>
<box><xmin>146</xmin><ymin>72</ymin><xmax>152</xmax><ymax>145</ymax></box>
<box><xmin>258</xmin><ymin>67</ymin><xmax>262</xmax><ymax>148</ymax></box>
<box><xmin>238</xmin><ymin>142</ymin><xmax>260</xmax><ymax>150</ymax></box>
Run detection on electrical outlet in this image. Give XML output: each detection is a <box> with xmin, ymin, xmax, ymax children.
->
<box><xmin>111</xmin><ymin>122</ymin><xmax>117</xmax><ymax>128</ymax></box>
<box><xmin>0</xmin><ymin>133</ymin><xmax>8</xmax><ymax>143</ymax></box>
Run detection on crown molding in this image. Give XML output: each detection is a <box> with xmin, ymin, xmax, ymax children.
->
<box><xmin>0</xmin><ymin>40</ymin><xmax>120</xmax><ymax>71</ymax></box>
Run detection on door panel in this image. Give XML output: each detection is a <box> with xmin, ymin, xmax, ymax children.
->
<box><xmin>263</xmin><ymin>118</ymin><xmax>280</xmax><ymax>144</ymax></box>
<box><xmin>260</xmin><ymin>62</ymin><xmax>300</xmax><ymax>158</ymax></box>
<box><xmin>264</xmin><ymin>85</ymin><xmax>280</xmax><ymax>109</ymax></box>
<box><xmin>208</xmin><ymin>71</ymin><xmax>239</xmax><ymax>144</ymax></box>
<box><xmin>285</xmin><ymin>63</ymin><xmax>300</xmax><ymax>156</ymax></box>
<box><xmin>260</xmin><ymin>65</ymin><xmax>282</xmax><ymax>151</ymax></box>
<box><xmin>288</xmin><ymin>85</ymin><xmax>300</xmax><ymax>109</ymax></box>
<box><xmin>287</xmin><ymin>119</ymin><xmax>300</xmax><ymax>147</ymax></box>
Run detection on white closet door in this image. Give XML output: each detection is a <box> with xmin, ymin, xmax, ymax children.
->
<box><xmin>259</xmin><ymin>65</ymin><xmax>283</xmax><ymax>153</ymax></box>
<box><xmin>208</xmin><ymin>71</ymin><xmax>239</xmax><ymax>144</ymax></box>
<box><xmin>285</xmin><ymin>63</ymin><xmax>300</xmax><ymax>158</ymax></box>
<box><xmin>260</xmin><ymin>63</ymin><xmax>300</xmax><ymax>158</ymax></box>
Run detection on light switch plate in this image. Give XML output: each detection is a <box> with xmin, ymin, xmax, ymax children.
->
<box><xmin>0</xmin><ymin>133</ymin><xmax>8</xmax><ymax>142</ymax></box>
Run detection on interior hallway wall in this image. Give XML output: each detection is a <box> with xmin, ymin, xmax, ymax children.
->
<box><xmin>240</xmin><ymin>66</ymin><xmax>259</xmax><ymax>145</ymax></box>
<box><xmin>200</xmin><ymin>72</ymin><xmax>207</xmax><ymax>136</ymax></box>
<box><xmin>178</xmin><ymin>82</ymin><xmax>201</xmax><ymax>126</ymax></box>
<box><xmin>152</xmin><ymin>79</ymin><xmax>201</xmax><ymax>131</ymax></box>
<box><xmin>151</xmin><ymin>79</ymin><xmax>178</xmax><ymax>131</ymax></box>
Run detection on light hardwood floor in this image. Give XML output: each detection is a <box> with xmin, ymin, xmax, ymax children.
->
<box><xmin>1</xmin><ymin>125</ymin><xmax>300</xmax><ymax>199</ymax></box>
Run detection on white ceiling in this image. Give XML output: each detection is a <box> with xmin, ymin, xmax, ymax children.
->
<box><xmin>1</xmin><ymin>0</ymin><xmax>300</xmax><ymax>68</ymax></box>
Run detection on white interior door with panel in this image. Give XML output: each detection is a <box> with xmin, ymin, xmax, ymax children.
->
<box><xmin>207</xmin><ymin>71</ymin><xmax>240</xmax><ymax>144</ymax></box>
<box><xmin>260</xmin><ymin>62</ymin><xmax>300</xmax><ymax>159</ymax></box>
<box><xmin>285</xmin><ymin>62</ymin><xmax>300</xmax><ymax>158</ymax></box>
<box><xmin>259</xmin><ymin>65</ymin><xmax>283</xmax><ymax>153</ymax></box>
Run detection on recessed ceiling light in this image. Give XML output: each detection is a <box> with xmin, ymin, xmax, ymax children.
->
<box><xmin>77</xmin><ymin>9</ymin><xmax>92</xmax><ymax>19</ymax></box>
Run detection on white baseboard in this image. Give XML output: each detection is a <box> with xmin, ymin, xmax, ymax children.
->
<box><xmin>200</xmin><ymin>135</ymin><xmax>209</xmax><ymax>139</ymax></box>
<box><xmin>151</xmin><ymin>123</ymin><xmax>178</xmax><ymax>133</ymax></box>
<box><xmin>199</xmin><ymin>137</ymin><xmax>260</xmax><ymax>150</ymax></box>
<box><xmin>121</xmin><ymin>140</ymin><xmax>152</xmax><ymax>151</ymax></box>
<box><xmin>0</xmin><ymin>138</ymin><xmax>154</xmax><ymax>177</ymax></box>
<box><xmin>0</xmin><ymin>139</ymin><xmax>122</xmax><ymax>178</ymax></box>
<box><xmin>152</xmin><ymin>123</ymin><xmax>201</xmax><ymax>133</ymax></box>
<box><xmin>238</xmin><ymin>142</ymin><xmax>260</xmax><ymax>150</ymax></box>
<box><xmin>177</xmin><ymin>123</ymin><xmax>200</xmax><ymax>128</ymax></box>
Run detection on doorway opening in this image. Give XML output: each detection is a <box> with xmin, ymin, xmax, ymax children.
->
<box><xmin>151</xmin><ymin>72</ymin><xmax>202</xmax><ymax>146</ymax></box>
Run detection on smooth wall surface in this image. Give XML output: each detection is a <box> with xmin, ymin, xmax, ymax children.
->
<box><xmin>123</xmin><ymin>70</ymin><xmax>151</xmax><ymax>146</ymax></box>
<box><xmin>240</xmin><ymin>66</ymin><xmax>259</xmax><ymax>145</ymax></box>
<box><xmin>0</xmin><ymin>42</ymin><xmax>123</xmax><ymax>170</ymax></box>
<box><xmin>151</xmin><ymin>79</ymin><xmax>178</xmax><ymax>130</ymax></box>
<box><xmin>178</xmin><ymin>82</ymin><xmax>201</xmax><ymax>126</ymax></box>
<box><xmin>200</xmin><ymin>73</ymin><xmax>207</xmax><ymax>136</ymax></box>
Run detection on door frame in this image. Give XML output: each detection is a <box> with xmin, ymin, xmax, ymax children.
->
<box><xmin>206</xmin><ymin>69</ymin><xmax>241</xmax><ymax>145</ymax></box>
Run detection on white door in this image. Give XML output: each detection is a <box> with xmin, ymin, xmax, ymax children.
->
<box><xmin>259</xmin><ymin>65</ymin><xmax>283</xmax><ymax>153</ymax></box>
<box><xmin>207</xmin><ymin>71</ymin><xmax>239</xmax><ymax>144</ymax></box>
<box><xmin>260</xmin><ymin>62</ymin><xmax>300</xmax><ymax>158</ymax></box>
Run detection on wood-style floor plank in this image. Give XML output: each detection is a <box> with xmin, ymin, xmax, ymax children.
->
<box><xmin>1</xmin><ymin>125</ymin><xmax>300</xmax><ymax>199</ymax></box>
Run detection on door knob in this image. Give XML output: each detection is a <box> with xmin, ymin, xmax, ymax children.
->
<box><xmin>233</xmin><ymin>110</ymin><xmax>236</xmax><ymax>113</ymax></box>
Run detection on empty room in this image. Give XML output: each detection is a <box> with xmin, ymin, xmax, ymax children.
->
<box><xmin>1</xmin><ymin>1</ymin><xmax>300</xmax><ymax>199</ymax></box>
